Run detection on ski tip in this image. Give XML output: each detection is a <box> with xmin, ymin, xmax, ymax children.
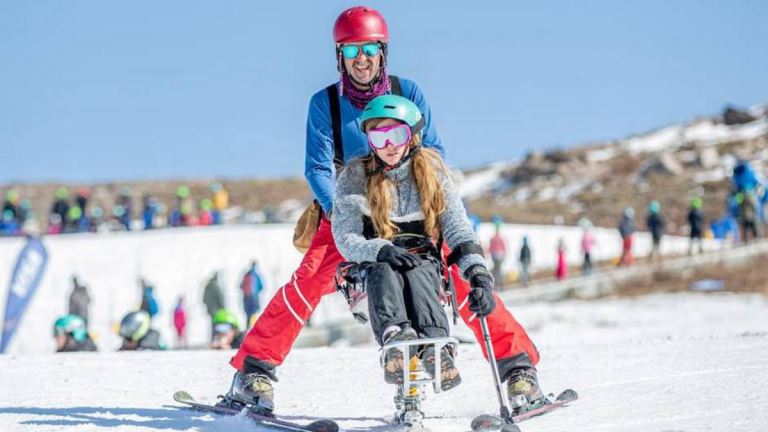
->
<box><xmin>470</xmin><ymin>414</ymin><xmax>503</xmax><ymax>432</ymax></box>
<box><xmin>173</xmin><ymin>390</ymin><xmax>195</xmax><ymax>403</ymax></box>
<box><xmin>307</xmin><ymin>419</ymin><xmax>339</xmax><ymax>432</ymax></box>
<box><xmin>556</xmin><ymin>389</ymin><xmax>578</xmax><ymax>402</ymax></box>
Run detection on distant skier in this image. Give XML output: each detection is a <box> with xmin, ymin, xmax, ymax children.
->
<box><xmin>51</xmin><ymin>187</ymin><xmax>70</xmax><ymax>231</ymax></box>
<box><xmin>173</xmin><ymin>296</ymin><xmax>187</xmax><ymax>348</ymax></box>
<box><xmin>618</xmin><ymin>207</ymin><xmax>636</xmax><ymax>266</ymax></box>
<box><xmin>142</xmin><ymin>195</ymin><xmax>158</xmax><ymax>230</ymax></box>
<box><xmin>518</xmin><ymin>236</ymin><xmax>532</xmax><ymax>287</ymax></box>
<box><xmin>688</xmin><ymin>197</ymin><xmax>705</xmax><ymax>255</ymax></box>
<box><xmin>203</xmin><ymin>272</ymin><xmax>225</xmax><ymax>323</ymax></box>
<box><xmin>118</xmin><ymin>311</ymin><xmax>166</xmax><ymax>351</ymax></box>
<box><xmin>68</xmin><ymin>276</ymin><xmax>91</xmax><ymax>324</ymax></box>
<box><xmin>646</xmin><ymin>201</ymin><xmax>665</xmax><ymax>261</ymax></box>
<box><xmin>139</xmin><ymin>278</ymin><xmax>160</xmax><ymax>319</ymax></box>
<box><xmin>211</xmin><ymin>309</ymin><xmax>245</xmax><ymax>350</ymax></box>
<box><xmin>240</xmin><ymin>260</ymin><xmax>264</xmax><ymax>327</ymax></box>
<box><xmin>198</xmin><ymin>199</ymin><xmax>214</xmax><ymax>226</ymax></box>
<box><xmin>2</xmin><ymin>189</ymin><xmax>21</xmax><ymax>222</ymax></box>
<box><xmin>117</xmin><ymin>187</ymin><xmax>133</xmax><ymax>230</ymax></box>
<box><xmin>579</xmin><ymin>218</ymin><xmax>595</xmax><ymax>275</ymax></box>
<box><xmin>555</xmin><ymin>238</ymin><xmax>567</xmax><ymax>280</ymax></box>
<box><xmin>488</xmin><ymin>221</ymin><xmax>507</xmax><ymax>287</ymax></box>
<box><xmin>737</xmin><ymin>191</ymin><xmax>760</xmax><ymax>243</ymax></box>
<box><xmin>211</xmin><ymin>182</ymin><xmax>229</xmax><ymax>225</ymax></box>
<box><xmin>53</xmin><ymin>314</ymin><xmax>97</xmax><ymax>352</ymax></box>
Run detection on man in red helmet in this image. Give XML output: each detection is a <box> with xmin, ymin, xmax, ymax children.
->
<box><xmin>225</xmin><ymin>6</ymin><xmax>543</xmax><ymax>416</ymax></box>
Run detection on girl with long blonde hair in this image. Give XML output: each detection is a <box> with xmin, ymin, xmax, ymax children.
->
<box><xmin>332</xmin><ymin>95</ymin><xmax>498</xmax><ymax>392</ymax></box>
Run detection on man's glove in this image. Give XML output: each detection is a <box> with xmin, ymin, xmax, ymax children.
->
<box><xmin>466</xmin><ymin>265</ymin><xmax>496</xmax><ymax>317</ymax></box>
<box><xmin>377</xmin><ymin>245</ymin><xmax>420</xmax><ymax>270</ymax></box>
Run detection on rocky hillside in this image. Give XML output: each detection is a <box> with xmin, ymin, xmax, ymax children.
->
<box><xmin>3</xmin><ymin>104</ymin><xmax>766</xmax><ymax>231</ymax></box>
<box><xmin>461</xmin><ymin>104</ymin><xmax>768</xmax><ymax>233</ymax></box>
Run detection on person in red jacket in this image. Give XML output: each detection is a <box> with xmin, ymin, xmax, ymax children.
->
<box><xmin>224</xmin><ymin>6</ymin><xmax>540</xmax><ymax>416</ymax></box>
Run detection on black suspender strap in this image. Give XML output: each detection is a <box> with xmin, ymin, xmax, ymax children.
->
<box><xmin>389</xmin><ymin>75</ymin><xmax>402</xmax><ymax>96</ymax></box>
<box><xmin>326</xmin><ymin>84</ymin><xmax>344</xmax><ymax>170</ymax></box>
<box><xmin>326</xmin><ymin>75</ymin><xmax>403</xmax><ymax>170</ymax></box>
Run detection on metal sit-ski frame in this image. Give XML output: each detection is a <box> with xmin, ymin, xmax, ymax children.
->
<box><xmin>381</xmin><ymin>336</ymin><xmax>459</xmax><ymax>428</ymax></box>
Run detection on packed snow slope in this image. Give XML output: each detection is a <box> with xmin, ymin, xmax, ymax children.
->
<box><xmin>0</xmin><ymin>224</ymin><xmax>710</xmax><ymax>355</ymax></box>
<box><xmin>1</xmin><ymin>292</ymin><xmax>767</xmax><ymax>432</ymax></box>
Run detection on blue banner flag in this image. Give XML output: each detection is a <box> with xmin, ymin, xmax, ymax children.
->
<box><xmin>1</xmin><ymin>236</ymin><xmax>49</xmax><ymax>353</ymax></box>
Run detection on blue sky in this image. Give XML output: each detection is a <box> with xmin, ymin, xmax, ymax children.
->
<box><xmin>1</xmin><ymin>1</ymin><xmax>766</xmax><ymax>183</ymax></box>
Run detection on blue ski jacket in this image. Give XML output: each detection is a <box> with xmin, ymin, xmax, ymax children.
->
<box><xmin>304</xmin><ymin>77</ymin><xmax>445</xmax><ymax>213</ymax></box>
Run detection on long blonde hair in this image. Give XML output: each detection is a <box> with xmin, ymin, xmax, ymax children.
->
<box><xmin>364</xmin><ymin>128</ymin><xmax>447</xmax><ymax>240</ymax></box>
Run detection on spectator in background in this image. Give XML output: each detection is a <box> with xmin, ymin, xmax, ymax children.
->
<box><xmin>51</xmin><ymin>187</ymin><xmax>70</xmax><ymax>231</ymax></box>
<box><xmin>211</xmin><ymin>182</ymin><xmax>229</xmax><ymax>225</ymax></box>
<box><xmin>117</xmin><ymin>187</ymin><xmax>133</xmax><ymax>230</ymax></box>
<box><xmin>646</xmin><ymin>200</ymin><xmax>665</xmax><ymax>261</ymax></box>
<box><xmin>75</xmin><ymin>187</ymin><xmax>90</xmax><ymax>213</ymax></box>
<box><xmin>19</xmin><ymin>198</ymin><xmax>33</xmax><ymax>227</ymax></box>
<box><xmin>211</xmin><ymin>309</ymin><xmax>245</xmax><ymax>350</ymax></box>
<box><xmin>118</xmin><ymin>311</ymin><xmax>166</xmax><ymax>351</ymax></box>
<box><xmin>142</xmin><ymin>195</ymin><xmax>158</xmax><ymax>230</ymax></box>
<box><xmin>47</xmin><ymin>213</ymin><xmax>63</xmax><ymax>235</ymax></box>
<box><xmin>170</xmin><ymin>186</ymin><xmax>191</xmax><ymax>227</ymax></box>
<box><xmin>89</xmin><ymin>207</ymin><xmax>104</xmax><ymax>232</ymax></box>
<box><xmin>139</xmin><ymin>278</ymin><xmax>160</xmax><ymax>319</ymax></box>
<box><xmin>737</xmin><ymin>190</ymin><xmax>760</xmax><ymax>244</ymax></box>
<box><xmin>618</xmin><ymin>207</ymin><xmax>636</xmax><ymax>266</ymax></box>
<box><xmin>3</xmin><ymin>189</ymin><xmax>20</xmax><ymax>221</ymax></box>
<box><xmin>240</xmin><ymin>260</ymin><xmax>264</xmax><ymax>327</ymax></box>
<box><xmin>0</xmin><ymin>210</ymin><xmax>20</xmax><ymax>236</ymax></box>
<box><xmin>173</xmin><ymin>296</ymin><xmax>187</xmax><ymax>349</ymax></box>
<box><xmin>199</xmin><ymin>199</ymin><xmax>214</xmax><ymax>226</ymax></box>
<box><xmin>488</xmin><ymin>221</ymin><xmax>507</xmax><ymax>287</ymax></box>
<box><xmin>53</xmin><ymin>314</ymin><xmax>97</xmax><ymax>352</ymax></box>
<box><xmin>68</xmin><ymin>276</ymin><xmax>91</xmax><ymax>324</ymax></box>
<box><xmin>518</xmin><ymin>235</ymin><xmax>532</xmax><ymax>287</ymax></box>
<box><xmin>203</xmin><ymin>272</ymin><xmax>225</xmax><ymax>324</ymax></box>
<box><xmin>579</xmin><ymin>218</ymin><xmax>595</xmax><ymax>275</ymax></box>
<box><xmin>555</xmin><ymin>238</ymin><xmax>568</xmax><ymax>280</ymax></box>
<box><xmin>688</xmin><ymin>197</ymin><xmax>705</xmax><ymax>255</ymax></box>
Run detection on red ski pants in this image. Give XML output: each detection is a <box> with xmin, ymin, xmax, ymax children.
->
<box><xmin>230</xmin><ymin>217</ymin><xmax>539</xmax><ymax>371</ymax></box>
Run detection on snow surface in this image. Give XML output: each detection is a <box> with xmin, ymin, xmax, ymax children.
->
<box><xmin>1</xmin><ymin>292</ymin><xmax>766</xmax><ymax>432</ymax></box>
<box><xmin>0</xmin><ymin>225</ymin><xmax>711</xmax><ymax>356</ymax></box>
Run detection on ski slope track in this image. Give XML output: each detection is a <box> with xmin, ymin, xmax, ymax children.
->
<box><xmin>1</xmin><ymin>292</ymin><xmax>767</xmax><ymax>431</ymax></box>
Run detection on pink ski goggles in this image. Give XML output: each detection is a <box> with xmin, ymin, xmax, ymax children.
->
<box><xmin>366</xmin><ymin>123</ymin><xmax>411</xmax><ymax>150</ymax></box>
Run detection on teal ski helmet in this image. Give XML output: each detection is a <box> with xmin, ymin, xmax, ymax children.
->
<box><xmin>53</xmin><ymin>314</ymin><xmax>88</xmax><ymax>342</ymax></box>
<box><xmin>359</xmin><ymin>94</ymin><xmax>424</xmax><ymax>136</ymax></box>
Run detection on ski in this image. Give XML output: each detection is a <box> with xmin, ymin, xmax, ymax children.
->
<box><xmin>172</xmin><ymin>390</ymin><xmax>339</xmax><ymax>432</ymax></box>
<box><xmin>471</xmin><ymin>389</ymin><xmax>578</xmax><ymax>432</ymax></box>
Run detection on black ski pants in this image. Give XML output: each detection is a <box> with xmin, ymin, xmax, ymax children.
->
<box><xmin>363</xmin><ymin>260</ymin><xmax>449</xmax><ymax>346</ymax></box>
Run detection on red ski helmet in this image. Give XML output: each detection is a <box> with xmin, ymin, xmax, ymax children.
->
<box><xmin>333</xmin><ymin>6</ymin><xmax>389</xmax><ymax>44</ymax></box>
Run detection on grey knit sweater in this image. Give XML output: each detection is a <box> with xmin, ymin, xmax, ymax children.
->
<box><xmin>331</xmin><ymin>156</ymin><xmax>487</xmax><ymax>277</ymax></box>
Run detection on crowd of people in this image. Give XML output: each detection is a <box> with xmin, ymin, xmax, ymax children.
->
<box><xmin>0</xmin><ymin>182</ymin><xmax>231</xmax><ymax>237</ymax></box>
<box><xmin>485</xmin><ymin>186</ymin><xmax>764</xmax><ymax>287</ymax></box>
<box><xmin>51</xmin><ymin>261</ymin><xmax>264</xmax><ymax>353</ymax></box>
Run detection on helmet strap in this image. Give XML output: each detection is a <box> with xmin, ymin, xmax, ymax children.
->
<box><xmin>372</xmin><ymin>144</ymin><xmax>421</xmax><ymax>174</ymax></box>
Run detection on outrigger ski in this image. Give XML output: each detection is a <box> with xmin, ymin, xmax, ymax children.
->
<box><xmin>470</xmin><ymin>389</ymin><xmax>578</xmax><ymax>432</ymax></box>
<box><xmin>172</xmin><ymin>390</ymin><xmax>339</xmax><ymax>432</ymax></box>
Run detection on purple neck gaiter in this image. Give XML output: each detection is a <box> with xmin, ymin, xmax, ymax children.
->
<box><xmin>341</xmin><ymin>66</ymin><xmax>391</xmax><ymax>110</ymax></box>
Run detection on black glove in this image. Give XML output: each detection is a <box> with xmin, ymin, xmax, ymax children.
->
<box><xmin>377</xmin><ymin>245</ymin><xmax>420</xmax><ymax>270</ymax></box>
<box><xmin>466</xmin><ymin>265</ymin><xmax>496</xmax><ymax>317</ymax></box>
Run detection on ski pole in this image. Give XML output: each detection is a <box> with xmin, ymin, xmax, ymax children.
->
<box><xmin>480</xmin><ymin>316</ymin><xmax>514</xmax><ymax>424</ymax></box>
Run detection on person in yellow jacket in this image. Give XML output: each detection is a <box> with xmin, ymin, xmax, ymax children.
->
<box><xmin>211</xmin><ymin>182</ymin><xmax>229</xmax><ymax>225</ymax></box>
